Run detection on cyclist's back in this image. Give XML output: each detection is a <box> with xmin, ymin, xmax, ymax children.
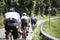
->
<box><xmin>5</xmin><ymin>12</ymin><xmax>20</xmax><ymax>21</ymax></box>
<box><xmin>31</xmin><ymin>15</ymin><xmax>37</xmax><ymax>24</ymax></box>
<box><xmin>4</xmin><ymin>8</ymin><xmax>21</xmax><ymax>40</ymax></box>
<box><xmin>21</xmin><ymin>13</ymin><xmax>29</xmax><ymax>28</ymax></box>
<box><xmin>21</xmin><ymin>13</ymin><xmax>30</xmax><ymax>36</ymax></box>
<box><xmin>21</xmin><ymin>16</ymin><xmax>28</xmax><ymax>23</ymax></box>
<box><xmin>31</xmin><ymin>15</ymin><xmax>37</xmax><ymax>30</ymax></box>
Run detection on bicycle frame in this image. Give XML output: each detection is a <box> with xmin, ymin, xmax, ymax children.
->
<box><xmin>32</xmin><ymin>23</ymin><xmax>37</xmax><ymax>30</ymax></box>
<box><xmin>22</xmin><ymin>26</ymin><xmax>27</xmax><ymax>40</ymax></box>
<box><xmin>9</xmin><ymin>33</ymin><xmax>12</xmax><ymax>40</ymax></box>
<box><xmin>9</xmin><ymin>30</ymin><xmax>13</xmax><ymax>40</ymax></box>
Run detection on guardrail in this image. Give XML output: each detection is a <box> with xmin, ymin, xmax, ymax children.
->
<box><xmin>40</xmin><ymin>17</ymin><xmax>60</xmax><ymax>40</ymax></box>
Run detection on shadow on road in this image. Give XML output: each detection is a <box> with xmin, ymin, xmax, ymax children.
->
<box><xmin>0</xmin><ymin>38</ymin><xmax>6</xmax><ymax>40</ymax></box>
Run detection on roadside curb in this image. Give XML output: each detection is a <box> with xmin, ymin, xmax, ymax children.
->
<box><xmin>40</xmin><ymin>17</ymin><xmax>60</xmax><ymax>40</ymax></box>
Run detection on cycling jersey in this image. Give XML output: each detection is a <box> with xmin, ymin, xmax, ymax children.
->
<box><xmin>4</xmin><ymin>12</ymin><xmax>21</xmax><ymax>22</ymax></box>
<box><xmin>4</xmin><ymin>12</ymin><xmax>21</xmax><ymax>39</ymax></box>
<box><xmin>31</xmin><ymin>16</ymin><xmax>37</xmax><ymax>24</ymax></box>
<box><xmin>4</xmin><ymin>12</ymin><xmax>21</xmax><ymax>28</ymax></box>
<box><xmin>21</xmin><ymin>16</ymin><xmax>29</xmax><ymax>23</ymax></box>
<box><xmin>31</xmin><ymin>16</ymin><xmax>37</xmax><ymax>20</ymax></box>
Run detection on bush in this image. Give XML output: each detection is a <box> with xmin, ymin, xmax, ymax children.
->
<box><xmin>0</xmin><ymin>14</ymin><xmax>4</xmax><ymax>29</ymax></box>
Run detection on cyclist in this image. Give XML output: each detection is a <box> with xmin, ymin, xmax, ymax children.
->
<box><xmin>21</xmin><ymin>12</ymin><xmax>30</xmax><ymax>36</ymax></box>
<box><xmin>4</xmin><ymin>8</ymin><xmax>21</xmax><ymax>40</ymax></box>
<box><xmin>31</xmin><ymin>15</ymin><xmax>37</xmax><ymax>30</ymax></box>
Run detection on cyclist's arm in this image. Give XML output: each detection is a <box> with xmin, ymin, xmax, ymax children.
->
<box><xmin>17</xmin><ymin>14</ymin><xmax>22</xmax><ymax>32</ymax></box>
<box><xmin>28</xmin><ymin>16</ymin><xmax>30</xmax><ymax>23</ymax></box>
<box><xmin>18</xmin><ymin>21</ymin><xmax>21</xmax><ymax>32</ymax></box>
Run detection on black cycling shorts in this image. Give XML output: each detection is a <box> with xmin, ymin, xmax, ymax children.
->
<box><xmin>31</xmin><ymin>19</ymin><xmax>36</xmax><ymax>24</ymax></box>
<box><xmin>22</xmin><ymin>22</ymin><xmax>27</xmax><ymax>29</ymax></box>
<box><xmin>21</xmin><ymin>19</ymin><xmax>27</xmax><ymax>29</ymax></box>
<box><xmin>4</xmin><ymin>18</ymin><xmax>18</xmax><ymax>39</ymax></box>
<box><xmin>5</xmin><ymin>24</ymin><xmax>18</xmax><ymax>39</ymax></box>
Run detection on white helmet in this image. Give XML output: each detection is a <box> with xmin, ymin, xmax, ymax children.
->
<box><xmin>22</xmin><ymin>12</ymin><xmax>27</xmax><ymax>16</ymax></box>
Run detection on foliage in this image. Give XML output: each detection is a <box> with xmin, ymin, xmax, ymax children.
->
<box><xmin>51</xmin><ymin>0</ymin><xmax>60</xmax><ymax>8</ymax></box>
<box><xmin>0</xmin><ymin>13</ymin><xmax>4</xmax><ymax>29</ymax></box>
<box><xmin>0</xmin><ymin>0</ymin><xmax>60</xmax><ymax>16</ymax></box>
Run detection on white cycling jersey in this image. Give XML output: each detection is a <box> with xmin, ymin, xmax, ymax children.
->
<box><xmin>4</xmin><ymin>12</ymin><xmax>21</xmax><ymax>22</ymax></box>
<box><xmin>31</xmin><ymin>16</ymin><xmax>37</xmax><ymax>20</ymax></box>
<box><xmin>4</xmin><ymin>12</ymin><xmax>21</xmax><ymax>28</ymax></box>
<box><xmin>21</xmin><ymin>16</ymin><xmax>29</xmax><ymax>23</ymax></box>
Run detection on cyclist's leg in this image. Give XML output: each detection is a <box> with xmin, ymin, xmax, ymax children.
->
<box><xmin>26</xmin><ymin>22</ymin><xmax>29</xmax><ymax>36</ymax></box>
<box><xmin>34</xmin><ymin>21</ymin><xmax>37</xmax><ymax>28</ymax></box>
<box><xmin>21</xmin><ymin>23</ymin><xmax>24</xmax><ymax>33</ymax></box>
<box><xmin>21</xmin><ymin>21</ymin><xmax>28</xmax><ymax>36</ymax></box>
<box><xmin>32</xmin><ymin>20</ymin><xmax>37</xmax><ymax>30</ymax></box>
<box><xmin>5</xmin><ymin>31</ymin><xmax>10</xmax><ymax>40</ymax></box>
<box><xmin>5</xmin><ymin>25</ymin><xmax>11</xmax><ymax>40</ymax></box>
<box><xmin>35</xmin><ymin>19</ymin><xmax>37</xmax><ymax>26</ymax></box>
<box><xmin>12</xmin><ymin>26</ymin><xmax>19</xmax><ymax>40</ymax></box>
<box><xmin>31</xmin><ymin>20</ymin><xmax>34</xmax><ymax>26</ymax></box>
<box><xmin>31</xmin><ymin>19</ymin><xmax>35</xmax><ymax>26</ymax></box>
<box><xmin>26</xmin><ymin>27</ymin><xmax>28</xmax><ymax>32</ymax></box>
<box><xmin>27</xmin><ymin>23</ymin><xmax>30</xmax><ymax>31</ymax></box>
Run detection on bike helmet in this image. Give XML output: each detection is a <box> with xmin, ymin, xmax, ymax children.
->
<box><xmin>22</xmin><ymin>12</ymin><xmax>27</xmax><ymax>16</ymax></box>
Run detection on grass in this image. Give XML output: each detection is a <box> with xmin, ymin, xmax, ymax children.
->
<box><xmin>44</xmin><ymin>19</ymin><xmax>60</xmax><ymax>38</ymax></box>
<box><xmin>32</xmin><ymin>25</ymin><xmax>43</xmax><ymax>40</ymax></box>
<box><xmin>0</xmin><ymin>13</ymin><xmax>4</xmax><ymax>29</ymax></box>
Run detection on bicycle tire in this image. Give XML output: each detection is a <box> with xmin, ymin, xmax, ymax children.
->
<box><xmin>22</xmin><ymin>33</ymin><xmax>26</xmax><ymax>40</ymax></box>
<box><xmin>32</xmin><ymin>24</ymin><xmax>37</xmax><ymax>30</ymax></box>
<box><xmin>22</xmin><ymin>27</ymin><xmax>26</xmax><ymax>40</ymax></box>
<box><xmin>9</xmin><ymin>33</ymin><xmax>13</xmax><ymax>40</ymax></box>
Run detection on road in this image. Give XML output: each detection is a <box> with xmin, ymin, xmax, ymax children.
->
<box><xmin>0</xmin><ymin>17</ymin><xmax>59</xmax><ymax>40</ymax></box>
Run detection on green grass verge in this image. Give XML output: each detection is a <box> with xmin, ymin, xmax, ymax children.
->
<box><xmin>44</xmin><ymin>19</ymin><xmax>60</xmax><ymax>38</ymax></box>
<box><xmin>0</xmin><ymin>23</ymin><xmax>4</xmax><ymax>29</ymax></box>
<box><xmin>32</xmin><ymin>25</ymin><xmax>42</xmax><ymax>40</ymax></box>
<box><xmin>0</xmin><ymin>14</ymin><xmax>4</xmax><ymax>29</ymax></box>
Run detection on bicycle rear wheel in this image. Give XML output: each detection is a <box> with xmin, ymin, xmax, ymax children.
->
<box><xmin>22</xmin><ymin>33</ymin><xmax>26</xmax><ymax>40</ymax></box>
<box><xmin>32</xmin><ymin>24</ymin><xmax>37</xmax><ymax>31</ymax></box>
<box><xmin>9</xmin><ymin>33</ymin><xmax>13</xmax><ymax>40</ymax></box>
<box><xmin>22</xmin><ymin>27</ymin><xmax>26</xmax><ymax>40</ymax></box>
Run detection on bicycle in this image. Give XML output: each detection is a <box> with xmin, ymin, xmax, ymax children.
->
<box><xmin>21</xmin><ymin>25</ymin><xmax>27</xmax><ymax>40</ymax></box>
<box><xmin>5</xmin><ymin>30</ymin><xmax>22</xmax><ymax>40</ymax></box>
<box><xmin>31</xmin><ymin>19</ymin><xmax>37</xmax><ymax>31</ymax></box>
<box><xmin>9</xmin><ymin>30</ymin><xmax>13</xmax><ymax>40</ymax></box>
<box><xmin>5</xmin><ymin>29</ymin><xmax>13</xmax><ymax>40</ymax></box>
<box><xmin>22</xmin><ymin>27</ymin><xmax>27</xmax><ymax>40</ymax></box>
<box><xmin>32</xmin><ymin>23</ymin><xmax>37</xmax><ymax>31</ymax></box>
